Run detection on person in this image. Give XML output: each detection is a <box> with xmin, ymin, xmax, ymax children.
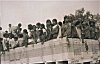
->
<box><xmin>23</xmin><ymin>29</ymin><xmax>29</xmax><ymax>47</ymax></box>
<box><xmin>57</xmin><ymin>21</ymin><xmax>63</xmax><ymax>39</ymax></box>
<box><xmin>0</xmin><ymin>27</ymin><xmax>4</xmax><ymax>40</ymax></box>
<box><xmin>82</xmin><ymin>22</ymin><xmax>90</xmax><ymax>39</ymax></box>
<box><xmin>31</xmin><ymin>25</ymin><xmax>37</xmax><ymax>44</ymax></box>
<box><xmin>18</xmin><ymin>34</ymin><xmax>23</xmax><ymax>47</ymax></box>
<box><xmin>13</xmin><ymin>37</ymin><xmax>19</xmax><ymax>49</ymax></box>
<box><xmin>3</xmin><ymin>32</ymin><xmax>9</xmax><ymax>51</ymax></box>
<box><xmin>40</xmin><ymin>24</ymin><xmax>47</xmax><ymax>44</ymax></box>
<box><xmin>8</xmin><ymin>24</ymin><xmax>12</xmax><ymax>33</ymax></box>
<box><xmin>52</xmin><ymin>19</ymin><xmax>59</xmax><ymax>39</ymax></box>
<box><xmin>9</xmin><ymin>33</ymin><xmax>14</xmax><ymax>49</ymax></box>
<box><xmin>28</xmin><ymin>24</ymin><xmax>33</xmax><ymax>44</ymax></box>
<box><xmin>0</xmin><ymin>38</ymin><xmax>4</xmax><ymax>54</ymax></box>
<box><xmin>89</xmin><ymin>16</ymin><xmax>96</xmax><ymax>39</ymax></box>
<box><xmin>16</xmin><ymin>23</ymin><xmax>22</xmax><ymax>36</ymax></box>
<box><xmin>62</xmin><ymin>16</ymin><xmax>71</xmax><ymax>38</ymax></box>
<box><xmin>46</xmin><ymin>19</ymin><xmax>53</xmax><ymax>40</ymax></box>
<box><xmin>36</xmin><ymin>22</ymin><xmax>41</xmax><ymax>42</ymax></box>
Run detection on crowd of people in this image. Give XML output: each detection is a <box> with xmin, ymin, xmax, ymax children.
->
<box><xmin>0</xmin><ymin>8</ymin><xmax>100</xmax><ymax>54</ymax></box>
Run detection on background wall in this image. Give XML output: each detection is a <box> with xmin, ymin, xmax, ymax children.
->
<box><xmin>0</xmin><ymin>0</ymin><xmax>99</xmax><ymax>31</ymax></box>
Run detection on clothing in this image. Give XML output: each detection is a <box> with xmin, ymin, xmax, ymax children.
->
<box><xmin>52</xmin><ymin>24</ymin><xmax>59</xmax><ymax>39</ymax></box>
<box><xmin>57</xmin><ymin>25</ymin><xmax>62</xmax><ymax>39</ymax></box>
<box><xmin>23</xmin><ymin>33</ymin><xmax>29</xmax><ymax>47</ymax></box>
<box><xmin>0</xmin><ymin>30</ymin><xmax>4</xmax><ymax>38</ymax></box>
<box><xmin>18</xmin><ymin>38</ymin><xmax>23</xmax><ymax>47</ymax></box>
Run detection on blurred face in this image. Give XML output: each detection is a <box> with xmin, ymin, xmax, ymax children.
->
<box><xmin>65</xmin><ymin>18</ymin><xmax>68</xmax><ymax>22</ymax></box>
<box><xmin>14</xmin><ymin>38</ymin><xmax>18</xmax><ymax>41</ymax></box>
<box><xmin>52</xmin><ymin>21</ymin><xmax>57</xmax><ymax>25</ymax></box>
<box><xmin>9</xmin><ymin>24</ymin><xmax>11</xmax><ymax>27</ymax></box>
<box><xmin>33</xmin><ymin>26</ymin><xmax>36</xmax><ymax>30</ymax></box>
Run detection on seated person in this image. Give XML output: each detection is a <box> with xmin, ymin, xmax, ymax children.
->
<box><xmin>18</xmin><ymin>34</ymin><xmax>23</xmax><ymax>47</ymax></box>
<box><xmin>13</xmin><ymin>37</ymin><xmax>19</xmax><ymax>49</ymax></box>
<box><xmin>52</xmin><ymin>19</ymin><xmax>59</xmax><ymax>39</ymax></box>
<box><xmin>9</xmin><ymin>33</ymin><xmax>14</xmax><ymax>48</ymax></box>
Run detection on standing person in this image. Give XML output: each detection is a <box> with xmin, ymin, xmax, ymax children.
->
<box><xmin>8</xmin><ymin>24</ymin><xmax>12</xmax><ymax>34</ymax></box>
<box><xmin>57</xmin><ymin>21</ymin><xmax>63</xmax><ymax>39</ymax></box>
<box><xmin>46</xmin><ymin>19</ymin><xmax>53</xmax><ymax>40</ymax></box>
<box><xmin>17</xmin><ymin>23</ymin><xmax>22</xmax><ymax>34</ymax></box>
<box><xmin>28</xmin><ymin>24</ymin><xmax>33</xmax><ymax>44</ymax></box>
<box><xmin>23</xmin><ymin>29</ymin><xmax>29</xmax><ymax>48</ymax></box>
<box><xmin>52</xmin><ymin>19</ymin><xmax>59</xmax><ymax>39</ymax></box>
<box><xmin>0</xmin><ymin>38</ymin><xmax>4</xmax><ymax>54</ymax></box>
<box><xmin>23</xmin><ymin>29</ymin><xmax>29</xmax><ymax>64</ymax></box>
<box><xmin>40</xmin><ymin>24</ymin><xmax>47</xmax><ymax>44</ymax></box>
<box><xmin>62</xmin><ymin>16</ymin><xmax>71</xmax><ymax>38</ymax></box>
<box><xmin>3</xmin><ymin>32</ymin><xmax>9</xmax><ymax>52</ymax></box>
<box><xmin>31</xmin><ymin>25</ymin><xmax>37</xmax><ymax>44</ymax></box>
<box><xmin>0</xmin><ymin>27</ymin><xmax>4</xmax><ymax>40</ymax></box>
<box><xmin>36</xmin><ymin>22</ymin><xmax>41</xmax><ymax>43</ymax></box>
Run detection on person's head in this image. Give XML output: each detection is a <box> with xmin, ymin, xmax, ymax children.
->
<box><xmin>36</xmin><ymin>22</ymin><xmax>41</xmax><ymax>29</ymax></box>
<box><xmin>52</xmin><ymin>19</ymin><xmax>57</xmax><ymax>25</ymax></box>
<box><xmin>19</xmin><ymin>28</ymin><xmax>22</xmax><ymax>31</ymax></box>
<box><xmin>40</xmin><ymin>24</ymin><xmax>45</xmax><ymax>29</ymax></box>
<box><xmin>46</xmin><ymin>19</ymin><xmax>51</xmax><ymax>25</ymax></box>
<box><xmin>23</xmin><ymin>29</ymin><xmax>28</xmax><ymax>34</ymax></box>
<box><xmin>58</xmin><ymin>22</ymin><xmax>62</xmax><ymax>27</ymax></box>
<box><xmin>64</xmin><ymin>15</ymin><xmax>69</xmax><ymax>23</ymax></box>
<box><xmin>33</xmin><ymin>25</ymin><xmax>36</xmax><ymax>30</ymax></box>
<box><xmin>18</xmin><ymin>23</ymin><xmax>22</xmax><ymax>27</ymax></box>
<box><xmin>5</xmin><ymin>31</ymin><xmax>8</xmax><ymax>33</ymax></box>
<box><xmin>3</xmin><ymin>33</ymin><xmax>9</xmax><ymax>38</ymax></box>
<box><xmin>18</xmin><ymin>34</ymin><xmax>23</xmax><ymax>38</ymax></box>
<box><xmin>9</xmin><ymin>24</ymin><xmax>11</xmax><ymax>27</ymax></box>
<box><xmin>86</xmin><ymin>11</ymin><xmax>90</xmax><ymax>15</ymax></box>
<box><xmin>0</xmin><ymin>27</ymin><xmax>2</xmax><ymax>30</ymax></box>
<box><xmin>14</xmin><ymin>37</ymin><xmax>18</xmax><ymax>41</ymax></box>
<box><xmin>28</xmin><ymin>24</ymin><xmax>33</xmax><ymax>30</ymax></box>
<box><xmin>9</xmin><ymin>33</ymin><xmax>14</xmax><ymax>39</ymax></box>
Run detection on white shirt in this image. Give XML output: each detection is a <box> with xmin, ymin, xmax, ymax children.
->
<box><xmin>18</xmin><ymin>38</ymin><xmax>23</xmax><ymax>47</ymax></box>
<box><xmin>0</xmin><ymin>30</ymin><xmax>4</xmax><ymax>38</ymax></box>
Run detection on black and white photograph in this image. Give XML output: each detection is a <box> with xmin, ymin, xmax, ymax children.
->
<box><xmin>0</xmin><ymin>0</ymin><xmax>100</xmax><ymax>64</ymax></box>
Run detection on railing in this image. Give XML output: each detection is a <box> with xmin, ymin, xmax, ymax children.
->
<box><xmin>1</xmin><ymin>37</ymin><xmax>100</xmax><ymax>64</ymax></box>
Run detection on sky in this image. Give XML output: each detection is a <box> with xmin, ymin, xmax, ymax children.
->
<box><xmin>0</xmin><ymin>0</ymin><xmax>100</xmax><ymax>31</ymax></box>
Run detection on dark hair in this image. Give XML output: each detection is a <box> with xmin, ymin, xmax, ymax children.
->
<box><xmin>36</xmin><ymin>22</ymin><xmax>41</xmax><ymax>26</ymax></box>
<box><xmin>28</xmin><ymin>24</ymin><xmax>33</xmax><ymax>30</ymax></box>
<box><xmin>46</xmin><ymin>19</ymin><xmax>51</xmax><ymax>23</ymax></box>
<box><xmin>18</xmin><ymin>34</ymin><xmax>23</xmax><ymax>38</ymax></box>
<box><xmin>18</xmin><ymin>23</ymin><xmax>22</xmax><ymax>27</ymax></box>
<box><xmin>64</xmin><ymin>15</ymin><xmax>68</xmax><ymax>20</ymax></box>
<box><xmin>58</xmin><ymin>22</ymin><xmax>62</xmax><ymax>26</ymax></box>
<box><xmin>0</xmin><ymin>27</ymin><xmax>2</xmax><ymax>30</ymax></box>
<box><xmin>52</xmin><ymin>19</ymin><xmax>57</xmax><ymax>24</ymax></box>
<box><xmin>41</xmin><ymin>24</ymin><xmax>45</xmax><ymax>29</ymax></box>
<box><xmin>9</xmin><ymin>33</ymin><xmax>14</xmax><ymax>38</ymax></box>
<box><xmin>14</xmin><ymin>37</ymin><xmax>18</xmax><ymax>40</ymax></box>
<box><xmin>23</xmin><ymin>29</ymin><xmax>28</xmax><ymax>34</ymax></box>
